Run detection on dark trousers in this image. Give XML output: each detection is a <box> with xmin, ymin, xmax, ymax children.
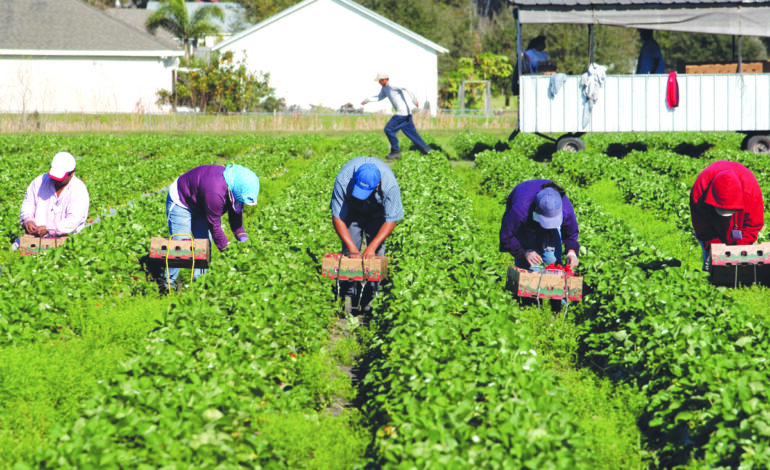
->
<box><xmin>384</xmin><ymin>114</ymin><xmax>431</xmax><ymax>154</ymax></box>
<box><xmin>514</xmin><ymin>227</ymin><xmax>563</xmax><ymax>269</ymax></box>
<box><xmin>340</xmin><ymin>212</ymin><xmax>386</xmax><ymax>307</ymax></box>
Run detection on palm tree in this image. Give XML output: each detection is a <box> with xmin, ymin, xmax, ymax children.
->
<box><xmin>146</xmin><ymin>0</ymin><xmax>225</xmax><ymax>62</ymax></box>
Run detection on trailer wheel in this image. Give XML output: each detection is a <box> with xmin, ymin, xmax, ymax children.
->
<box><xmin>747</xmin><ymin>135</ymin><xmax>770</xmax><ymax>154</ymax></box>
<box><xmin>740</xmin><ymin>134</ymin><xmax>753</xmax><ymax>151</ymax></box>
<box><xmin>556</xmin><ymin>136</ymin><xmax>586</xmax><ymax>153</ymax></box>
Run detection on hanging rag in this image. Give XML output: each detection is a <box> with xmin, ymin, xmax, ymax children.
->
<box><xmin>666</xmin><ymin>71</ymin><xmax>680</xmax><ymax>109</ymax></box>
<box><xmin>548</xmin><ymin>73</ymin><xmax>568</xmax><ymax>98</ymax></box>
<box><xmin>579</xmin><ymin>63</ymin><xmax>607</xmax><ymax>128</ymax></box>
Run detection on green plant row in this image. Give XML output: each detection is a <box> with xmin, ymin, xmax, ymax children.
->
<box><xmin>476</xmin><ymin>147</ymin><xmax>770</xmax><ymax>468</ymax></box>
<box><xmin>0</xmin><ymin>134</ymin><xmax>336</xmax><ymax>239</ymax></box>
<box><xmin>31</xmin><ymin>151</ymin><xmax>369</xmax><ymax>468</ymax></box>
<box><xmin>0</xmin><ymin>146</ymin><xmax>292</xmax><ymax>347</ymax></box>
<box><xmin>360</xmin><ymin>153</ymin><xmax>609</xmax><ymax>469</ymax></box>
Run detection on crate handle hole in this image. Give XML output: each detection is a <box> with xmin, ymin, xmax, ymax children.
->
<box><xmin>741</xmin><ymin>251</ymin><xmax>748</xmax><ymax>257</ymax></box>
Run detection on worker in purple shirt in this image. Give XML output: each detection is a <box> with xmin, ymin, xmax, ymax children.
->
<box><xmin>164</xmin><ymin>164</ymin><xmax>259</xmax><ymax>290</ymax></box>
<box><xmin>499</xmin><ymin>179</ymin><xmax>580</xmax><ymax>270</ymax></box>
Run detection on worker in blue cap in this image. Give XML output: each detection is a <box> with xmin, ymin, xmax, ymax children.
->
<box><xmin>330</xmin><ymin>157</ymin><xmax>403</xmax><ymax>314</ymax></box>
<box><xmin>164</xmin><ymin>164</ymin><xmax>259</xmax><ymax>291</ymax></box>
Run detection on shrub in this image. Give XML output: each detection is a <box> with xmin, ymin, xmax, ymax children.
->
<box><xmin>157</xmin><ymin>51</ymin><xmax>283</xmax><ymax>113</ymax></box>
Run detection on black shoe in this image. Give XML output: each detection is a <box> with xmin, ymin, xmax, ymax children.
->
<box><xmin>386</xmin><ymin>152</ymin><xmax>401</xmax><ymax>160</ymax></box>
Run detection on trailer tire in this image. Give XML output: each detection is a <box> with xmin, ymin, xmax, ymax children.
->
<box><xmin>740</xmin><ymin>134</ymin><xmax>753</xmax><ymax>151</ymax></box>
<box><xmin>556</xmin><ymin>136</ymin><xmax>586</xmax><ymax>153</ymax></box>
<box><xmin>747</xmin><ymin>135</ymin><xmax>770</xmax><ymax>154</ymax></box>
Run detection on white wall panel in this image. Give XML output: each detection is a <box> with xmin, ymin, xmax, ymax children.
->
<box><xmin>0</xmin><ymin>56</ymin><xmax>174</xmax><ymax>113</ymax></box>
<box><xmin>519</xmin><ymin>73</ymin><xmax>770</xmax><ymax>134</ymax></box>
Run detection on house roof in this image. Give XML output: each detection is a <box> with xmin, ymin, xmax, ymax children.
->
<box><xmin>105</xmin><ymin>8</ymin><xmax>181</xmax><ymax>49</ymax></box>
<box><xmin>0</xmin><ymin>0</ymin><xmax>183</xmax><ymax>56</ymax></box>
<box><xmin>213</xmin><ymin>0</ymin><xmax>448</xmax><ymax>53</ymax></box>
<box><xmin>509</xmin><ymin>0</ymin><xmax>770</xmax><ymax>37</ymax></box>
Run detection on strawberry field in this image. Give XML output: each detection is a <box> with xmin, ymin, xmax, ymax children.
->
<box><xmin>1</xmin><ymin>131</ymin><xmax>769</xmax><ymax>468</ymax></box>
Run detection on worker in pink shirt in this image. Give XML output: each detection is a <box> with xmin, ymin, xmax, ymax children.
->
<box><xmin>19</xmin><ymin>152</ymin><xmax>90</xmax><ymax>238</ymax></box>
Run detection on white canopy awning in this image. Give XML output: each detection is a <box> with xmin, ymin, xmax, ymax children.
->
<box><xmin>513</xmin><ymin>2</ymin><xmax>770</xmax><ymax>38</ymax></box>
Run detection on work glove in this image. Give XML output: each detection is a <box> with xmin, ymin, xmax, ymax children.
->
<box><xmin>565</xmin><ymin>251</ymin><xmax>579</xmax><ymax>268</ymax></box>
<box><xmin>237</xmin><ymin>233</ymin><xmax>249</xmax><ymax>243</ymax></box>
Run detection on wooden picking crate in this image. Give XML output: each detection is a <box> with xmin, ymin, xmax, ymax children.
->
<box><xmin>709</xmin><ymin>242</ymin><xmax>770</xmax><ymax>287</ymax></box>
<box><xmin>149</xmin><ymin>237</ymin><xmax>211</xmax><ymax>269</ymax></box>
<box><xmin>19</xmin><ymin>234</ymin><xmax>68</xmax><ymax>256</ymax></box>
<box><xmin>505</xmin><ymin>266</ymin><xmax>583</xmax><ymax>301</ymax></box>
<box><xmin>321</xmin><ymin>253</ymin><xmax>388</xmax><ymax>281</ymax></box>
<box><xmin>678</xmin><ymin>60</ymin><xmax>770</xmax><ymax>74</ymax></box>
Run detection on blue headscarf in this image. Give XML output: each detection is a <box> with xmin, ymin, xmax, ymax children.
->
<box><xmin>223</xmin><ymin>164</ymin><xmax>260</xmax><ymax>205</ymax></box>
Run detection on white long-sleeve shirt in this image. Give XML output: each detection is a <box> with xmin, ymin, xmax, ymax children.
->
<box><xmin>19</xmin><ymin>174</ymin><xmax>90</xmax><ymax>236</ymax></box>
<box><xmin>363</xmin><ymin>84</ymin><xmax>418</xmax><ymax>116</ymax></box>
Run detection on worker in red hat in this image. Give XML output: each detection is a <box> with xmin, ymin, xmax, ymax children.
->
<box><xmin>690</xmin><ymin>160</ymin><xmax>764</xmax><ymax>271</ymax></box>
<box><xmin>19</xmin><ymin>151</ymin><xmax>90</xmax><ymax>238</ymax></box>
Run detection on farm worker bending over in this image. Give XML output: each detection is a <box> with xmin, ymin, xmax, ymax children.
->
<box><xmin>164</xmin><ymin>164</ymin><xmax>259</xmax><ymax>289</ymax></box>
<box><xmin>690</xmin><ymin>160</ymin><xmax>764</xmax><ymax>271</ymax></box>
<box><xmin>361</xmin><ymin>72</ymin><xmax>432</xmax><ymax>160</ymax></box>
<box><xmin>499</xmin><ymin>179</ymin><xmax>580</xmax><ymax>270</ymax></box>
<box><xmin>19</xmin><ymin>151</ymin><xmax>90</xmax><ymax>238</ymax></box>
<box><xmin>331</xmin><ymin>157</ymin><xmax>403</xmax><ymax>314</ymax></box>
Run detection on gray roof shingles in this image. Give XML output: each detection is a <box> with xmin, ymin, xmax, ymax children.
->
<box><xmin>0</xmin><ymin>0</ymin><xmax>180</xmax><ymax>51</ymax></box>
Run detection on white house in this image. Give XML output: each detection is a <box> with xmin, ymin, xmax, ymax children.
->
<box><xmin>213</xmin><ymin>0</ymin><xmax>448</xmax><ymax>115</ymax></box>
<box><xmin>0</xmin><ymin>0</ymin><xmax>183</xmax><ymax>114</ymax></box>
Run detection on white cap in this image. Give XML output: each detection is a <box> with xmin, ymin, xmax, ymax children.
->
<box><xmin>714</xmin><ymin>207</ymin><xmax>737</xmax><ymax>217</ymax></box>
<box><xmin>49</xmin><ymin>152</ymin><xmax>76</xmax><ymax>181</ymax></box>
<box><xmin>375</xmin><ymin>72</ymin><xmax>389</xmax><ymax>81</ymax></box>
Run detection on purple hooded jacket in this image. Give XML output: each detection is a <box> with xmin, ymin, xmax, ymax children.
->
<box><xmin>177</xmin><ymin>165</ymin><xmax>245</xmax><ymax>251</ymax></box>
<box><xmin>499</xmin><ymin>179</ymin><xmax>580</xmax><ymax>259</ymax></box>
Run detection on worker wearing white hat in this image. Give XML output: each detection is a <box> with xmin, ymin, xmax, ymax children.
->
<box><xmin>19</xmin><ymin>152</ymin><xmax>90</xmax><ymax>238</ymax></box>
<box><xmin>361</xmin><ymin>72</ymin><xmax>432</xmax><ymax>160</ymax></box>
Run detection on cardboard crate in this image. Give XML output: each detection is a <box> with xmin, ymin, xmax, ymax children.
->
<box><xmin>710</xmin><ymin>242</ymin><xmax>770</xmax><ymax>266</ymax></box>
<box><xmin>149</xmin><ymin>237</ymin><xmax>211</xmax><ymax>269</ymax></box>
<box><xmin>709</xmin><ymin>242</ymin><xmax>770</xmax><ymax>287</ymax></box>
<box><xmin>321</xmin><ymin>253</ymin><xmax>388</xmax><ymax>281</ymax></box>
<box><xmin>505</xmin><ymin>266</ymin><xmax>583</xmax><ymax>301</ymax></box>
<box><xmin>679</xmin><ymin>60</ymin><xmax>769</xmax><ymax>74</ymax></box>
<box><xmin>19</xmin><ymin>234</ymin><xmax>68</xmax><ymax>256</ymax></box>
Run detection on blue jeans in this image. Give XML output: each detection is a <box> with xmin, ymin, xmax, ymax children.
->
<box><xmin>164</xmin><ymin>195</ymin><xmax>210</xmax><ymax>288</ymax></box>
<box><xmin>339</xmin><ymin>212</ymin><xmax>386</xmax><ymax>307</ymax></box>
<box><xmin>384</xmin><ymin>114</ymin><xmax>431</xmax><ymax>154</ymax></box>
<box><xmin>514</xmin><ymin>227</ymin><xmax>563</xmax><ymax>270</ymax></box>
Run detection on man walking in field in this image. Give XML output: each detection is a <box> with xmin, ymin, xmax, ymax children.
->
<box><xmin>361</xmin><ymin>72</ymin><xmax>432</xmax><ymax>160</ymax></box>
<box><xmin>330</xmin><ymin>157</ymin><xmax>403</xmax><ymax>314</ymax></box>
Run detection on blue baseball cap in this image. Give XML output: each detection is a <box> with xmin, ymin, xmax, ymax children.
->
<box><xmin>533</xmin><ymin>187</ymin><xmax>563</xmax><ymax>229</ymax></box>
<box><xmin>352</xmin><ymin>163</ymin><xmax>381</xmax><ymax>200</ymax></box>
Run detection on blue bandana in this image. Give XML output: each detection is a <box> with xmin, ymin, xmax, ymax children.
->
<box><xmin>223</xmin><ymin>164</ymin><xmax>260</xmax><ymax>206</ymax></box>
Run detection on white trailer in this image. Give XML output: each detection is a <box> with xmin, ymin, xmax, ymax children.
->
<box><xmin>510</xmin><ymin>0</ymin><xmax>770</xmax><ymax>154</ymax></box>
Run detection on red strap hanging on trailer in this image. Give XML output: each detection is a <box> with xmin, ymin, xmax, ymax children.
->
<box><xmin>666</xmin><ymin>71</ymin><xmax>680</xmax><ymax>109</ymax></box>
